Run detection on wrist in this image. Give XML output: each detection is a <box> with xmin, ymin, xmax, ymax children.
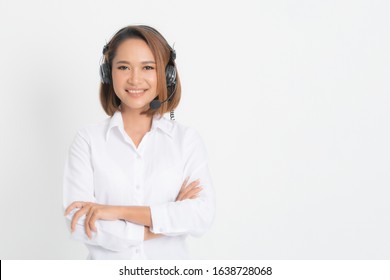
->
<box><xmin>118</xmin><ymin>206</ymin><xmax>128</xmax><ymax>220</ymax></box>
<box><xmin>117</xmin><ymin>206</ymin><xmax>151</xmax><ymax>226</ymax></box>
<box><xmin>144</xmin><ymin>226</ymin><xmax>150</xmax><ymax>241</ymax></box>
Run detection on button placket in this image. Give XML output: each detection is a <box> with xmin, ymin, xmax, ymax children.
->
<box><xmin>133</xmin><ymin>153</ymin><xmax>143</xmax><ymax>204</ymax></box>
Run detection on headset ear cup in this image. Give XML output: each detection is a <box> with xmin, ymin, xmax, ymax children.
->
<box><xmin>100</xmin><ymin>62</ymin><xmax>112</xmax><ymax>84</ymax></box>
<box><xmin>165</xmin><ymin>64</ymin><xmax>176</xmax><ymax>88</ymax></box>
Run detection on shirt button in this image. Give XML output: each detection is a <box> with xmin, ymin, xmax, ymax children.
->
<box><xmin>136</xmin><ymin>185</ymin><xmax>140</xmax><ymax>190</ymax></box>
<box><xmin>135</xmin><ymin>248</ymin><xmax>140</xmax><ymax>254</ymax></box>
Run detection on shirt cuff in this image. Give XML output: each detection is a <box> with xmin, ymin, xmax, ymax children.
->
<box><xmin>66</xmin><ymin>211</ymin><xmax>145</xmax><ymax>251</ymax></box>
<box><xmin>149</xmin><ymin>203</ymin><xmax>170</xmax><ymax>234</ymax></box>
<box><xmin>125</xmin><ymin>220</ymin><xmax>145</xmax><ymax>242</ymax></box>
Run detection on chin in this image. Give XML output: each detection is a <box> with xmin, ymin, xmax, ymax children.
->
<box><xmin>121</xmin><ymin>101</ymin><xmax>151</xmax><ymax>112</ymax></box>
<box><xmin>118</xmin><ymin>93</ymin><xmax>156</xmax><ymax>111</ymax></box>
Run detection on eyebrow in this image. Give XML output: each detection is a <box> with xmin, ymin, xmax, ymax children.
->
<box><xmin>115</xmin><ymin>60</ymin><xmax>156</xmax><ymax>65</ymax></box>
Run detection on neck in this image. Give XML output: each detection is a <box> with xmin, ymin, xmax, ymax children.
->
<box><xmin>120</xmin><ymin>107</ymin><xmax>154</xmax><ymax>134</ymax></box>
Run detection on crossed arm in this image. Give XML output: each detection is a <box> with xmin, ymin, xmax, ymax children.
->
<box><xmin>64</xmin><ymin>177</ymin><xmax>202</xmax><ymax>240</ymax></box>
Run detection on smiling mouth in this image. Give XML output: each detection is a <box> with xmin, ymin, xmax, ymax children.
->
<box><xmin>125</xmin><ymin>89</ymin><xmax>146</xmax><ymax>97</ymax></box>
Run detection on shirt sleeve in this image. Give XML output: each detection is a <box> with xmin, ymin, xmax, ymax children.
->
<box><xmin>149</xmin><ymin>128</ymin><xmax>216</xmax><ymax>237</ymax></box>
<box><xmin>63</xmin><ymin>128</ymin><xmax>144</xmax><ymax>251</ymax></box>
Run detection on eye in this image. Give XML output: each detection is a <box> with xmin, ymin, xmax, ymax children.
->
<box><xmin>117</xmin><ymin>66</ymin><xmax>129</xmax><ymax>70</ymax></box>
<box><xmin>144</xmin><ymin>65</ymin><xmax>155</xmax><ymax>70</ymax></box>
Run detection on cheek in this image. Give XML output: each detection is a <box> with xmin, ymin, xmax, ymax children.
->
<box><xmin>111</xmin><ymin>71</ymin><xmax>127</xmax><ymax>92</ymax></box>
<box><xmin>112</xmin><ymin>70</ymin><xmax>125</xmax><ymax>83</ymax></box>
<box><xmin>145</xmin><ymin>71</ymin><xmax>157</xmax><ymax>85</ymax></box>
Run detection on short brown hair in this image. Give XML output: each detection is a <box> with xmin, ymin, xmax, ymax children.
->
<box><xmin>99</xmin><ymin>25</ymin><xmax>181</xmax><ymax>116</ymax></box>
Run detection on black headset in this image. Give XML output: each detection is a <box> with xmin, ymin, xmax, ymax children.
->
<box><xmin>99</xmin><ymin>26</ymin><xmax>177</xmax><ymax>114</ymax></box>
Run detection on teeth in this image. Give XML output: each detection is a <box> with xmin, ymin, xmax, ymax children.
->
<box><xmin>126</xmin><ymin>89</ymin><xmax>145</xmax><ymax>94</ymax></box>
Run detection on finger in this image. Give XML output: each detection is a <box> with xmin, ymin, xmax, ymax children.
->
<box><xmin>177</xmin><ymin>185</ymin><xmax>193</xmax><ymax>201</ymax></box>
<box><xmin>177</xmin><ymin>186</ymin><xmax>202</xmax><ymax>201</ymax></box>
<box><xmin>85</xmin><ymin>207</ymin><xmax>94</xmax><ymax>239</ymax></box>
<box><xmin>177</xmin><ymin>179</ymin><xmax>189</xmax><ymax>201</ymax></box>
<box><xmin>185</xmin><ymin>179</ymin><xmax>200</xmax><ymax>189</ymax></box>
<box><xmin>177</xmin><ymin>179</ymin><xmax>199</xmax><ymax>201</ymax></box>
<box><xmin>71</xmin><ymin>206</ymin><xmax>88</xmax><ymax>232</ymax></box>
<box><xmin>180</xmin><ymin>176</ymin><xmax>190</xmax><ymax>192</ymax></box>
<box><xmin>65</xmin><ymin>201</ymin><xmax>84</xmax><ymax>216</ymax></box>
<box><xmin>176</xmin><ymin>194</ymin><xmax>183</xmax><ymax>201</ymax></box>
<box><xmin>89</xmin><ymin>211</ymin><xmax>98</xmax><ymax>232</ymax></box>
<box><xmin>181</xmin><ymin>179</ymin><xmax>200</xmax><ymax>196</ymax></box>
<box><xmin>182</xmin><ymin>187</ymin><xmax>203</xmax><ymax>200</ymax></box>
<box><xmin>176</xmin><ymin>189</ymin><xmax>185</xmax><ymax>201</ymax></box>
<box><xmin>186</xmin><ymin>186</ymin><xmax>203</xmax><ymax>199</ymax></box>
<box><xmin>71</xmin><ymin>207</ymin><xmax>88</xmax><ymax>231</ymax></box>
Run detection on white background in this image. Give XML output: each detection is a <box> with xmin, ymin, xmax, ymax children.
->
<box><xmin>0</xmin><ymin>0</ymin><xmax>389</xmax><ymax>259</ymax></box>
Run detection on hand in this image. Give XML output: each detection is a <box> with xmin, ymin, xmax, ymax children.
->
<box><xmin>144</xmin><ymin>178</ymin><xmax>202</xmax><ymax>241</ymax></box>
<box><xmin>64</xmin><ymin>201</ymin><xmax>122</xmax><ymax>239</ymax></box>
<box><xmin>176</xmin><ymin>177</ymin><xmax>203</xmax><ymax>201</ymax></box>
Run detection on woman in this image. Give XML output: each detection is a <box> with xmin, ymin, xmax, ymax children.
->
<box><xmin>63</xmin><ymin>25</ymin><xmax>215</xmax><ymax>259</ymax></box>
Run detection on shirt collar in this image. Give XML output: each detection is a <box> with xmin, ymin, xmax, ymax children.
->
<box><xmin>105</xmin><ymin>111</ymin><xmax>174</xmax><ymax>142</ymax></box>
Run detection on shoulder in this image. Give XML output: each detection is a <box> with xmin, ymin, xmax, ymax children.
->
<box><xmin>162</xmin><ymin>117</ymin><xmax>203</xmax><ymax>144</ymax></box>
<box><xmin>73</xmin><ymin>116</ymin><xmax>111</xmax><ymax>144</ymax></box>
<box><xmin>165</xmin><ymin>118</ymin><xmax>208</xmax><ymax>156</ymax></box>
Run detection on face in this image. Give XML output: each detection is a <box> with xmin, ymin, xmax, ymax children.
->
<box><xmin>111</xmin><ymin>38</ymin><xmax>158</xmax><ymax>113</ymax></box>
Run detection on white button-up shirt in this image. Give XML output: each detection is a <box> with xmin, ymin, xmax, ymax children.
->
<box><xmin>63</xmin><ymin>111</ymin><xmax>215</xmax><ymax>259</ymax></box>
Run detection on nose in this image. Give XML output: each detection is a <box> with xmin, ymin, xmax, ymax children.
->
<box><xmin>127</xmin><ymin>69</ymin><xmax>141</xmax><ymax>84</ymax></box>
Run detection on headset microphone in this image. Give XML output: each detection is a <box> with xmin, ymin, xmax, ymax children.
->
<box><xmin>149</xmin><ymin>88</ymin><xmax>175</xmax><ymax>109</ymax></box>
